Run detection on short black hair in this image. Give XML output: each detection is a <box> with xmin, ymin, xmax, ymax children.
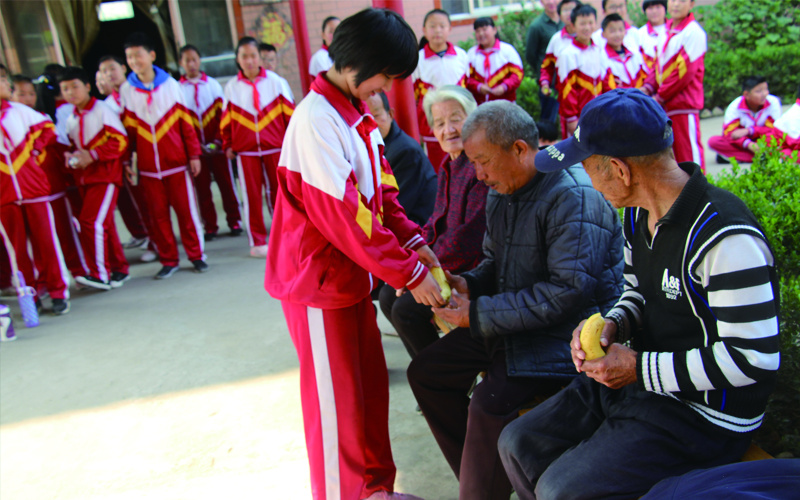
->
<box><xmin>322</xmin><ymin>16</ymin><xmax>340</xmax><ymax>33</ymax></box>
<box><xmin>642</xmin><ymin>0</ymin><xmax>667</xmax><ymax>12</ymax></box>
<box><xmin>98</xmin><ymin>55</ymin><xmax>125</xmax><ymax>66</ymax></box>
<box><xmin>571</xmin><ymin>4</ymin><xmax>597</xmax><ymax>25</ymax></box>
<box><xmin>258</xmin><ymin>43</ymin><xmax>277</xmax><ymax>53</ymax></box>
<box><xmin>473</xmin><ymin>17</ymin><xmax>495</xmax><ymax>30</ymax></box>
<box><xmin>236</xmin><ymin>36</ymin><xmax>259</xmax><ymax>56</ymax></box>
<box><xmin>741</xmin><ymin>76</ymin><xmax>767</xmax><ymax>93</ymax></box>
<box><xmin>328</xmin><ymin>8</ymin><xmax>418</xmax><ymax>87</ymax></box>
<box><xmin>602</xmin><ymin>13</ymin><xmax>624</xmax><ymax>30</ymax></box>
<box><xmin>558</xmin><ymin>0</ymin><xmax>582</xmax><ymax>16</ymax></box>
<box><xmin>424</xmin><ymin>8</ymin><xmax>450</xmax><ymax>26</ymax></box>
<box><xmin>179</xmin><ymin>44</ymin><xmax>201</xmax><ymax>58</ymax></box>
<box><xmin>11</xmin><ymin>74</ymin><xmax>34</xmax><ymax>88</ymax></box>
<box><xmin>536</xmin><ymin>120</ymin><xmax>559</xmax><ymax>143</ymax></box>
<box><xmin>58</xmin><ymin>66</ymin><xmax>91</xmax><ymax>85</ymax></box>
<box><xmin>124</xmin><ymin>32</ymin><xmax>155</xmax><ymax>52</ymax></box>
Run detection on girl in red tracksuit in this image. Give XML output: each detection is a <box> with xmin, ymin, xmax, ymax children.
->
<box><xmin>465</xmin><ymin>17</ymin><xmax>524</xmax><ymax>104</ymax></box>
<box><xmin>265</xmin><ymin>9</ymin><xmax>442</xmax><ymax>500</ymax></box>
<box><xmin>411</xmin><ymin>9</ymin><xmax>469</xmax><ymax>171</ymax></box>
<box><xmin>0</xmin><ymin>81</ymin><xmax>71</xmax><ymax>315</ymax></box>
<box><xmin>60</xmin><ymin>67</ymin><xmax>130</xmax><ymax>291</ymax></box>
<box><xmin>221</xmin><ymin>37</ymin><xmax>294</xmax><ymax>258</ymax></box>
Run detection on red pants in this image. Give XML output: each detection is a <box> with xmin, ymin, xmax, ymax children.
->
<box><xmin>51</xmin><ymin>194</ymin><xmax>89</xmax><ymax>279</ymax></box>
<box><xmin>669</xmin><ymin>111</ymin><xmax>705</xmax><ymax>172</ymax></box>
<box><xmin>0</xmin><ymin>201</ymin><xmax>70</xmax><ymax>299</ymax></box>
<box><xmin>139</xmin><ymin>170</ymin><xmax>205</xmax><ymax>266</ymax></box>
<box><xmin>282</xmin><ymin>296</ymin><xmax>396</xmax><ymax>500</ymax></box>
<box><xmin>707</xmin><ymin>135</ymin><xmax>755</xmax><ymax>163</ymax></box>
<box><xmin>422</xmin><ymin>137</ymin><xmax>447</xmax><ymax>173</ymax></box>
<box><xmin>237</xmin><ymin>153</ymin><xmax>279</xmax><ymax>247</ymax></box>
<box><xmin>78</xmin><ymin>183</ymin><xmax>128</xmax><ymax>282</ymax></box>
<box><xmin>194</xmin><ymin>153</ymin><xmax>241</xmax><ymax>234</ymax></box>
<box><xmin>0</xmin><ymin>241</ymin><xmax>10</xmax><ymax>289</ymax></box>
<box><xmin>117</xmin><ymin>176</ymin><xmax>150</xmax><ymax>240</ymax></box>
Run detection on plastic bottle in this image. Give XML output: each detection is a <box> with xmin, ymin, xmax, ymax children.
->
<box><xmin>16</xmin><ymin>271</ymin><xmax>39</xmax><ymax>328</ymax></box>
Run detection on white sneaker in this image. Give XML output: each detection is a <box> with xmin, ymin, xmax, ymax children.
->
<box><xmin>363</xmin><ymin>492</ymin><xmax>424</xmax><ymax>500</ymax></box>
<box><xmin>141</xmin><ymin>250</ymin><xmax>158</xmax><ymax>263</ymax></box>
<box><xmin>249</xmin><ymin>244</ymin><xmax>268</xmax><ymax>258</ymax></box>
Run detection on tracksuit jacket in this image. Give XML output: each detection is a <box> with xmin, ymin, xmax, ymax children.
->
<box><xmin>539</xmin><ymin>27</ymin><xmax>575</xmax><ymax>89</ymax></box>
<box><xmin>466</xmin><ymin>39</ymin><xmax>524</xmax><ymax>103</ymax></box>
<box><xmin>720</xmin><ymin>95</ymin><xmax>782</xmax><ymax>150</ymax></box>
<box><xmin>557</xmin><ymin>39</ymin><xmax>616</xmax><ymax>124</ymax></box>
<box><xmin>63</xmin><ymin>97</ymin><xmax>128</xmax><ymax>186</ymax></box>
<box><xmin>179</xmin><ymin>72</ymin><xmax>225</xmax><ymax>148</ymax></box>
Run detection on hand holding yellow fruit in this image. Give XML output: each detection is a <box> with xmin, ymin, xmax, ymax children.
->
<box><xmin>431</xmin><ymin>267</ymin><xmax>451</xmax><ymax>304</ymax></box>
<box><xmin>579</xmin><ymin>313</ymin><xmax>607</xmax><ymax>361</ymax></box>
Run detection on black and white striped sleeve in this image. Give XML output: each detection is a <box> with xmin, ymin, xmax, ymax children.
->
<box><xmin>606</xmin><ymin>224</ymin><xmax>644</xmax><ymax>344</ymax></box>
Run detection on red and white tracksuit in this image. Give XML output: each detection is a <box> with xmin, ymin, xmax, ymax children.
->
<box><xmin>106</xmin><ymin>90</ymin><xmax>150</xmax><ymax>241</ymax></box>
<box><xmin>638</xmin><ymin>22</ymin><xmax>667</xmax><ymax>72</ymax></box>
<box><xmin>557</xmin><ymin>39</ymin><xmax>616</xmax><ymax>136</ymax></box>
<box><xmin>64</xmin><ymin>97</ymin><xmax>129</xmax><ymax>282</ymax></box>
<box><xmin>708</xmin><ymin>95</ymin><xmax>782</xmax><ymax>163</ymax></box>
<box><xmin>540</xmin><ymin>28</ymin><xmax>575</xmax><ymax>92</ymax></box>
<box><xmin>465</xmin><ymin>39</ymin><xmax>524</xmax><ymax>104</ymax></box>
<box><xmin>221</xmin><ymin>68</ymin><xmax>294</xmax><ymax>247</ymax></box>
<box><xmin>120</xmin><ymin>66</ymin><xmax>205</xmax><ymax>266</ymax></box>
<box><xmin>592</xmin><ymin>22</ymin><xmax>641</xmax><ymax>53</ymax></box>
<box><xmin>644</xmin><ymin>13</ymin><xmax>707</xmax><ymax>170</ymax></box>
<box><xmin>602</xmin><ymin>43</ymin><xmax>647</xmax><ymax>89</ymax></box>
<box><xmin>411</xmin><ymin>42</ymin><xmax>469</xmax><ymax>171</ymax></box>
<box><xmin>265</xmin><ymin>75</ymin><xmax>429</xmax><ymax>500</ymax></box>
<box><xmin>180</xmin><ymin>72</ymin><xmax>241</xmax><ymax>235</ymax></box>
<box><xmin>0</xmin><ymin>100</ymin><xmax>70</xmax><ymax>299</ymax></box>
<box><xmin>771</xmin><ymin>99</ymin><xmax>800</xmax><ymax>155</ymax></box>
<box><xmin>308</xmin><ymin>45</ymin><xmax>334</xmax><ymax>80</ymax></box>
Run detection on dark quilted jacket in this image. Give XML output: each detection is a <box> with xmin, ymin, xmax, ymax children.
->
<box><xmin>463</xmin><ymin>166</ymin><xmax>624</xmax><ymax>379</ymax></box>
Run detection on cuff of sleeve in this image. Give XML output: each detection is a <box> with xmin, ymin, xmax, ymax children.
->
<box><xmin>406</xmin><ymin>261</ymin><xmax>428</xmax><ymax>290</ymax></box>
<box><xmin>606</xmin><ymin>309</ymin><xmax>629</xmax><ymax>344</ymax></box>
<box><xmin>90</xmin><ymin>150</ymin><xmax>99</xmax><ymax>161</ymax></box>
<box><xmin>540</xmin><ymin>80</ymin><xmax>550</xmax><ymax>88</ymax></box>
<box><xmin>743</xmin><ymin>138</ymin><xmax>753</xmax><ymax>149</ymax></box>
<box><xmin>748</xmin><ymin>126</ymin><xmax>755</xmax><ymax>135</ymax></box>
<box><xmin>403</xmin><ymin>234</ymin><xmax>426</xmax><ymax>251</ymax></box>
<box><xmin>463</xmin><ymin>273</ymin><xmax>480</xmax><ymax>299</ymax></box>
<box><xmin>468</xmin><ymin>299</ymin><xmax>484</xmax><ymax>339</ymax></box>
<box><xmin>642</xmin><ymin>83</ymin><xmax>655</xmax><ymax>94</ymax></box>
<box><xmin>566</xmin><ymin>116</ymin><xmax>579</xmax><ymax>123</ymax></box>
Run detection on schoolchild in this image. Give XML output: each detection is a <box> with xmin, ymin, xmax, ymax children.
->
<box><xmin>465</xmin><ymin>17</ymin><xmax>524</xmax><ymax>104</ymax></box>
<box><xmin>601</xmin><ymin>13</ymin><xmax>647</xmax><ymax>89</ymax></box>
<box><xmin>308</xmin><ymin>16</ymin><xmax>340</xmax><ymax>79</ymax></box>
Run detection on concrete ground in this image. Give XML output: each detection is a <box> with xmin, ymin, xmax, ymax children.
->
<box><xmin>0</xmin><ymin>114</ymin><xmax>739</xmax><ymax>500</ymax></box>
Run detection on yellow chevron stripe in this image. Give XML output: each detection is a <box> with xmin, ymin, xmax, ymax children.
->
<box><xmin>202</xmin><ymin>101</ymin><xmax>223</xmax><ymax>128</ymax></box>
<box><xmin>561</xmin><ymin>74</ymin><xmax>604</xmax><ymax>100</ymax></box>
<box><xmin>0</xmin><ymin>127</ymin><xmax>46</xmax><ymax>175</ymax></box>
<box><xmin>657</xmin><ymin>53</ymin><xmax>687</xmax><ymax>85</ymax></box>
<box><xmin>381</xmin><ymin>171</ymin><xmax>399</xmax><ymax>191</ymax></box>
<box><xmin>724</xmin><ymin>120</ymin><xmax>741</xmax><ymax>136</ymax></box>
<box><xmin>487</xmin><ymin>65</ymin><xmax>524</xmax><ymax>88</ymax></box>
<box><xmin>355</xmin><ymin>198</ymin><xmax>373</xmax><ymax>239</ymax></box>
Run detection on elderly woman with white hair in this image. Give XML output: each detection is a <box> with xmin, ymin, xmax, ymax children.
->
<box><xmin>379</xmin><ymin>85</ymin><xmax>489</xmax><ymax>359</ymax></box>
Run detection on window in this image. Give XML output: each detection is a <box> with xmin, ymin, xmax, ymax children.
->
<box><xmin>174</xmin><ymin>0</ymin><xmax>237</xmax><ymax>78</ymax></box>
<box><xmin>442</xmin><ymin>0</ymin><xmax>537</xmax><ymax>20</ymax></box>
<box><xmin>0</xmin><ymin>0</ymin><xmax>59</xmax><ymax>77</ymax></box>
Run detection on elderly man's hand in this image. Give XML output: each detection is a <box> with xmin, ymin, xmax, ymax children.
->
<box><xmin>444</xmin><ymin>270</ymin><xmax>469</xmax><ymax>298</ymax></box>
<box><xmin>580</xmin><ymin>343</ymin><xmax>638</xmax><ymax>389</ymax></box>
<box><xmin>571</xmin><ymin>318</ymin><xmax>616</xmax><ymax>372</ymax></box>
<box><xmin>432</xmin><ymin>289</ymin><xmax>470</xmax><ymax>328</ymax></box>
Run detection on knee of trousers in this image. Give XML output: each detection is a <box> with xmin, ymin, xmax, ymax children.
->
<box><xmin>406</xmin><ymin>348</ymin><xmax>440</xmax><ymax>389</ymax></box>
<box><xmin>534</xmin><ymin>458</ymin><xmax>587</xmax><ymax>500</ymax></box>
<box><xmin>497</xmin><ymin>417</ymin><xmax>526</xmax><ymax>466</ymax></box>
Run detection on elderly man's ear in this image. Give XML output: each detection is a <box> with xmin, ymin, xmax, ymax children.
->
<box><xmin>609</xmin><ymin>157</ymin><xmax>633</xmax><ymax>186</ymax></box>
<box><xmin>512</xmin><ymin>139</ymin><xmax>531</xmax><ymax>160</ymax></box>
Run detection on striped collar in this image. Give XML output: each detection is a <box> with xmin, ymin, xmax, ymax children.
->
<box><xmin>72</xmin><ymin>96</ymin><xmax>97</xmax><ymax>116</ymax></box>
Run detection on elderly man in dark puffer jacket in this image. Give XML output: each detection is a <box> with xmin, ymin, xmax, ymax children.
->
<box><xmin>408</xmin><ymin>100</ymin><xmax>624</xmax><ymax>500</ymax></box>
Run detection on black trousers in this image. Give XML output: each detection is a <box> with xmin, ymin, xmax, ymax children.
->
<box><xmin>407</xmin><ymin>327</ymin><xmax>562</xmax><ymax>500</ymax></box>
<box><xmin>378</xmin><ymin>283</ymin><xmax>439</xmax><ymax>359</ymax></box>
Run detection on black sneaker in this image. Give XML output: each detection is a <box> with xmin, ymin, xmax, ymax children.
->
<box><xmin>229</xmin><ymin>227</ymin><xmax>243</xmax><ymax>237</ymax></box>
<box><xmin>204</xmin><ymin>232</ymin><xmax>217</xmax><ymax>242</ymax></box>
<box><xmin>191</xmin><ymin>260</ymin><xmax>209</xmax><ymax>273</ymax></box>
<box><xmin>35</xmin><ymin>298</ymin><xmax>43</xmax><ymax>312</ymax></box>
<box><xmin>52</xmin><ymin>298</ymin><xmax>70</xmax><ymax>315</ymax></box>
<box><xmin>154</xmin><ymin>265</ymin><xmax>179</xmax><ymax>280</ymax></box>
<box><xmin>110</xmin><ymin>272</ymin><xmax>130</xmax><ymax>288</ymax></box>
<box><xmin>716</xmin><ymin>154</ymin><xmax>730</xmax><ymax>164</ymax></box>
<box><xmin>75</xmin><ymin>275</ymin><xmax>112</xmax><ymax>291</ymax></box>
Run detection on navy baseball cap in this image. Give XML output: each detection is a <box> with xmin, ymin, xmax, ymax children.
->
<box><xmin>535</xmin><ymin>88</ymin><xmax>673</xmax><ymax>173</ymax></box>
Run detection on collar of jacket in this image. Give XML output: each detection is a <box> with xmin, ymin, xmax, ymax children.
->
<box><xmin>310</xmin><ymin>73</ymin><xmax>365</xmax><ymax>127</ymax></box>
<box><xmin>424</xmin><ymin>42</ymin><xmax>457</xmax><ymax>59</ymax></box>
<box><xmin>505</xmin><ymin>169</ymin><xmax>546</xmax><ymax>201</ymax></box>
<box><xmin>179</xmin><ymin>72</ymin><xmax>208</xmax><ymax>84</ymax></box>
<box><xmin>127</xmin><ymin>65</ymin><xmax>170</xmax><ymax>91</ymax></box>
<box><xmin>656</xmin><ymin>162</ymin><xmax>707</xmax><ymax>228</ymax></box>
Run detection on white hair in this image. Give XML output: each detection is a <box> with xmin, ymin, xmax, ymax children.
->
<box><xmin>422</xmin><ymin>85</ymin><xmax>477</xmax><ymax>128</ymax></box>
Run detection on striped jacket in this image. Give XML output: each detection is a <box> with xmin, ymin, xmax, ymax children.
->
<box><xmin>721</xmin><ymin>95</ymin><xmax>782</xmax><ymax>150</ymax></box>
<box><xmin>602</xmin><ymin>43</ymin><xmax>647</xmax><ymax>89</ymax></box>
<box><xmin>220</xmin><ymin>68</ymin><xmax>294</xmax><ymax>155</ymax></box>
<box><xmin>557</xmin><ymin>39</ymin><xmax>616</xmax><ymax>123</ymax></box>
<box><xmin>539</xmin><ymin>28</ymin><xmax>575</xmax><ymax>90</ymax></box>
<box><xmin>607</xmin><ymin>163</ymin><xmax>780</xmax><ymax>434</ymax></box>
<box><xmin>638</xmin><ymin>22</ymin><xmax>667</xmax><ymax>72</ymax></box>
<box><xmin>0</xmin><ymin>100</ymin><xmax>57</xmax><ymax>206</ymax></box>
<box><xmin>63</xmin><ymin>97</ymin><xmax>128</xmax><ymax>186</ymax></box>
<box><xmin>465</xmin><ymin>39</ymin><xmax>524</xmax><ymax>103</ymax></box>
<box><xmin>179</xmin><ymin>72</ymin><xmax>225</xmax><ymax>147</ymax></box>
<box><xmin>411</xmin><ymin>42</ymin><xmax>469</xmax><ymax>143</ymax></box>
<box><xmin>265</xmin><ymin>75</ymin><xmax>427</xmax><ymax>309</ymax></box>
<box><xmin>120</xmin><ymin>66</ymin><xmax>202</xmax><ymax>179</ymax></box>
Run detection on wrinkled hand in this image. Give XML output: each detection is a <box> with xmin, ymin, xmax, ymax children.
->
<box><xmin>431</xmin><ymin>289</ymin><xmax>470</xmax><ymax>328</ymax></box>
<box><xmin>730</xmin><ymin>128</ymin><xmax>749</xmax><ymax>140</ymax></box>
<box><xmin>189</xmin><ymin>158</ymin><xmax>201</xmax><ymax>177</ymax></box>
<box><xmin>415</xmin><ymin>244</ymin><xmax>441</xmax><ymax>269</ymax></box>
<box><xmin>409</xmin><ymin>271</ymin><xmax>446</xmax><ymax>307</ymax></box>
<box><xmin>580</xmin><ymin>343</ymin><xmax>638</xmax><ymax>389</ymax></box>
<box><xmin>444</xmin><ymin>270</ymin><xmax>469</xmax><ymax>298</ymax></box>
<box><xmin>226</xmin><ymin>148</ymin><xmax>236</xmax><ymax>160</ymax></box>
<box><xmin>571</xmin><ymin>318</ymin><xmax>616</xmax><ymax>372</ymax></box>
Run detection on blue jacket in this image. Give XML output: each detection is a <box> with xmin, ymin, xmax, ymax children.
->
<box><xmin>463</xmin><ymin>166</ymin><xmax>624</xmax><ymax>378</ymax></box>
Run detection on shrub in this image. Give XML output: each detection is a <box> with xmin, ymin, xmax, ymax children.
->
<box><xmin>711</xmin><ymin>140</ymin><xmax>800</xmax><ymax>455</ymax></box>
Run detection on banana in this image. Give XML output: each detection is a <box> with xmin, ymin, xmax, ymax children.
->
<box><xmin>431</xmin><ymin>267</ymin><xmax>451</xmax><ymax>304</ymax></box>
<box><xmin>580</xmin><ymin>313</ymin><xmax>607</xmax><ymax>361</ymax></box>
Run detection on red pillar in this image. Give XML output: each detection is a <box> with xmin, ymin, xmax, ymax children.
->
<box><xmin>371</xmin><ymin>0</ymin><xmax>420</xmax><ymax>141</ymax></box>
<box><xmin>289</xmin><ymin>0</ymin><xmax>312</xmax><ymax>95</ymax></box>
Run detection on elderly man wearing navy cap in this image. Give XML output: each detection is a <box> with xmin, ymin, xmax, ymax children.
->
<box><xmin>498</xmin><ymin>88</ymin><xmax>781</xmax><ymax>499</ymax></box>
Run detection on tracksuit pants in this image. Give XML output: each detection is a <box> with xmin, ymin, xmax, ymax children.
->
<box><xmin>236</xmin><ymin>152</ymin><xmax>279</xmax><ymax>247</ymax></box>
<box><xmin>669</xmin><ymin>111</ymin><xmax>706</xmax><ymax>172</ymax></box>
<box><xmin>77</xmin><ymin>183</ymin><xmax>128</xmax><ymax>282</ymax></box>
<box><xmin>139</xmin><ymin>170</ymin><xmax>205</xmax><ymax>267</ymax></box>
<box><xmin>51</xmin><ymin>194</ymin><xmax>89</xmax><ymax>279</ymax></box>
<box><xmin>195</xmin><ymin>153</ymin><xmax>241</xmax><ymax>234</ymax></box>
<box><xmin>708</xmin><ymin>135</ymin><xmax>756</xmax><ymax>163</ymax></box>
<box><xmin>0</xmin><ymin>201</ymin><xmax>70</xmax><ymax>299</ymax></box>
<box><xmin>116</xmin><ymin>176</ymin><xmax>150</xmax><ymax>240</ymax></box>
<box><xmin>282</xmin><ymin>296</ymin><xmax>397</xmax><ymax>500</ymax></box>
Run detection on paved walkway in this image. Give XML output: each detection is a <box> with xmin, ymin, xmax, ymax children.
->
<box><xmin>0</xmin><ymin>113</ymin><xmax>742</xmax><ymax>500</ymax></box>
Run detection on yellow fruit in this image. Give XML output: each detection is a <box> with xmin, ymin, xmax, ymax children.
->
<box><xmin>580</xmin><ymin>313</ymin><xmax>606</xmax><ymax>361</ymax></box>
<box><xmin>431</xmin><ymin>267</ymin><xmax>451</xmax><ymax>303</ymax></box>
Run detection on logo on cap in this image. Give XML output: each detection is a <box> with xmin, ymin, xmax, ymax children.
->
<box><xmin>545</xmin><ymin>145</ymin><xmax>565</xmax><ymax>162</ymax></box>
<box><xmin>664</xmin><ymin>123</ymin><xmax>672</xmax><ymax>140</ymax></box>
<box><xmin>574</xmin><ymin>126</ymin><xmax>581</xmax><ymax>142</ymax></box>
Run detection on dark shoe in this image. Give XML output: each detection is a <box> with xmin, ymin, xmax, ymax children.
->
<box><xmin>52</xmin><ymin>298</ymin><xmax>70</xmax><ymax>315</ymax></box>
<box><xmin>35</xmin><ymin>298</ymin><xmax>43</xmax><ymax>312</ymax></box>
<box><xmin>75</xmin><ymin>275</ymin><xmax>112</xmax><ymax>291</ymax></box>
<box><xmin>716</xmin><ymin>154</ymin><xmax>730</xmax><ymax>164</ymax></box>
<box><xmin>229</xmin><ymin>227</ymin><xmax>243</xmax><ymax>237</ymax></box>
<box><xmin>204</xmin><ymin>232</ymin><xmax>217</xmax><ymax>242</ymax></box>
<box><xmin>110</xmin><ymin>272</ymin><xmax>130</xmax><ymax>288</ymax></box>
<box><xmin>191</xmin><ymin>260</ymin><xmax>209</xmax><ymax>273</ymax></box>
<box><xmin>154</xmin><ymin>265</ymin><xmax>179</xmax><ymax>280</ymax></box>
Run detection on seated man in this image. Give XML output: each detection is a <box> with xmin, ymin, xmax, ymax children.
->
<box><xmin>500</xmin><ymin>88</ymin><xmax>780</xmax><ymax>500</ymax></box>
<box><xmin>709</xmin><ymin>76</ymin><xmax>782</xmax><ymax>163</ymax></box>
<box><xmin>408</xmin><ymin>100</ymin><xmax>624</xmax><ymax>500</ymax></box>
